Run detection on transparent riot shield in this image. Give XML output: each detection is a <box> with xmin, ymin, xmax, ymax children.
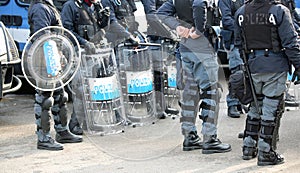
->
<box><xmin>161</xmin><ymin>39</ymin><xmax>180</xmax><ymax>116</ymax></box>
<box><xmin>80</xmin><ymin>45</ymin><xmax>126</xmax><ymax>135</ymax></box>
<box><xmin>118</xmin><ymin>44</ymin><xmax>157</xmax><ymax>126</ymax></box>
<box><xmin>21</xmin><ymin>26</ymin><xmax>80</xmax><ymax>92</ymax></box>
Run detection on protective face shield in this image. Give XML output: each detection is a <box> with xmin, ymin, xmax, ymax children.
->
<box><xmin>21</xmin><ymin>26</ymin><xmax>81</xmax><ymax>91</ymax></box>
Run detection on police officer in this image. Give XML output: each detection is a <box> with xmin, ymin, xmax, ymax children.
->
<box><xmin>235</xmin><ymin>0</ymin><xmax>300</xmax><ymax>165</ymax></box>
<box><xmin>28</xmin><ymin>0</ymin><xmax>83</xmax><ymax>151</ymax></box>
<box><xmin>61</xmin><ymin>0</ymin><xmax>110</xmax><ymax>135</ymax></box>
<box><xmin>157</xmin><ymin>0</ymin><xmax>231</xmax><ymax>154</ymax></box>
<box><xmin>219</xmin><ymin>0</ymin><xmax>245</xmax><ymax>118</ymax></box>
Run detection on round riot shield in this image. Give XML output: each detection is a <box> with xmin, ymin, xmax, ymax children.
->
<box><xmin>21</xmin><ymin>26</ymin><xmax>81</xmax><ymax>91</ymax></box>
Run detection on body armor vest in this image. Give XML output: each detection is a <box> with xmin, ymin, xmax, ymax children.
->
<box><xmin>174</xmin><ymin>0</ymin><xmax>194</xmax><ymax>27</ymax></box>
<box><xmin>243</xmin><ymin>1</ymin><xmax>275</xmax><ymax>50</ymax></box>
<box><xmin>76</xmin><ymin>5</ymin><xmax>97</xmax><ymax>41</ymax></box>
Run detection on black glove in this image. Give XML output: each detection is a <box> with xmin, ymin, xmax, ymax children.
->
<box><xmin>292</xmin><ymin>67</ymin><xmax>300</xmax><ymax>85</ymax></box>
<box><xmin>127</xmin><ymin>35</ymin><xmax>139</xmax><ymax>47</ymax></box>
<box><xmin>84</xmin><ymin>41</ymin><xmax>96</xmax><ymax>54</ymax></box>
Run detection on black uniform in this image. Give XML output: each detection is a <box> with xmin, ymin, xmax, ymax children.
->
<box><xmin>28</xmin><ymin>0</ymin><xmax>82</xmax><ymax>151</ymax></box>
<box><xmin>157</xmin><ymin>0</ymin><xmax>232</xmax><ymax>154</ymax></box>
<box><xmin>61</xmin><ymin>0</ymin><xmax>110</xmax><ymax>135</ymax></box>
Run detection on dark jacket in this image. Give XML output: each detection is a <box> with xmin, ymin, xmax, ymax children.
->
<box><xmin>101</xmin><ymin>0</ymin><xmax>135</xmax><ymax>45</ymax></box>
<box><xmin>61</xmin><ymin>0</ymin><xmax>91</xmax><ymax>45</ymax></box>
<box><xmin>218</xmin><ymin>0</ymin><xmax>244</xmax><ymax>31</ymax></box>
<box><xmin>28</xmin><ymin>0</ymin><xmax>61</xmax><ymax>35</ymax></box>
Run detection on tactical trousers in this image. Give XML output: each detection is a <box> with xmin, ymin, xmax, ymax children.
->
<box><xmin>34</xmin><ymin>89</ymin><xmax>68</xmax><ymax>141</ymax></box>
<box><xmin>243</xmin><ymin>72</ymin><xmax>286</xmax><ymax>152</ymax></box>
<box><xmin>179</xmin><ymin>51</ymin><xmax>219</xmax><ymax>137</ymax></box>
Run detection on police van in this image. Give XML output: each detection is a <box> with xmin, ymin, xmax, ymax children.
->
<box><xmin>0</xmin><ymin>0</ymin><xmax>67</xmax><ymax>55</ymax></box>
<box><xmin>0</xmin><ymin>21</ymin><xmax>22</xmax><ymax>99</ymax></box>
<box><xmin>0</xmin><ymin>0</ymin><xmax>68</xmax><ymax>94</ymax></box>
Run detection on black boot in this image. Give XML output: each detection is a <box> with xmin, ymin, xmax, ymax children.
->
<box><xmin>202</xmin><ymin>137</ymin><xmax>231</xmax><ymax>154</ymax></box>
<box><xmin>237</xmin><ymin>104</ymin><xmax>243</xmax><ymax>114</ymax></box>
<box><xmin>56</xmin><ymin>130</ymin><xmax>83</xmax><ymax>143</ymax></box>
<box><xmin>69</xmin><ymin>118</ymin><xmax>83</xmax><ymax>135</ymax></box>
<box><xmin>257</xmin><ymin>150</ymin><xmax>284</xmax><ymax>166</ymax></box>
<box><xmin>284</xmin><ymin>93</ymin><xmax>299</xmax><ymax>107</ymax></box>
<box><xmin>242</xmin><ymin>146</ymin><xmax>257</xmax><ymax>160</ymax></box>
<box><xmin>156</xmin><ymin>112</ymin><xmax>167</xmax><ymax>119</ymax></box>
<box><xmin>238</xmin><ymin>132</ymin><xmax>244</xmax><ymax>139</ymax></box>
<box><xmin>37</xmin><ymin>137</ymin><xmax>63</xmax><ymax>151</ymax></box>
<box><xmin>183</xmin><ymin>132</ymin><xmax>203</xmax><ymax>151</ymax></box>
<box><xmin>228</xmin><ymin>105</ymin><xmax>241</xmax><ymax>118</ymax></box>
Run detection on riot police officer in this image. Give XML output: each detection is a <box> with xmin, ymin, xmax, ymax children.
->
<box><xmin>28</xmin><ymin>0</ymin><xmax>82</xmax><ymax>151</ymax></box>
<box><xmin>157</xmin><ymin>0</ymin><xmax>231</xmax><ymax>154</ymax></box>
<box><xmin>219</xmin><ymin>0</ymin><xmax>245</xmax><ymax>118</ymax></box>
<box><xmin>235</xmin><ymin>0</ymin><xmax>300</xmax><ymax>165</ymax></box>
<box><xmin>61</xmin><ymin>0</ymin><xmax>110</xmax><ymax>135</ymax></box>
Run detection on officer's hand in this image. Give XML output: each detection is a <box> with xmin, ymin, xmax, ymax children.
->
<box><xmin>84</xmin><ymin>41</ymin><xmax>96</xmax><ymax>54</ymax></box>
<box><xmin>102</xmin><ymin>7</ymin><xmax>110</xmax><ymax>17</ymax></box>
<box><xmin>189</xmin><ymin>27</ymin><xmax>200</xmax><ymax>39</ymax></box>
<box><xmin>176</xmin><ymin>26</ymin><xmax>189</xmax><ymax>38</ymax></box>
<box><xmin>292</xmin><ymin>67</ymin><xmax>300</xmax><ymax>85</ymax></box>
<box><xmin>127</xmin><ymin>35</ymin><xmax>139</xmax><ymax>47</ymax></box>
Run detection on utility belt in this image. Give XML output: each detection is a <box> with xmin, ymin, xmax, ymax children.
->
<box><xmin>247</xmin><ymin>49</ymin><xmax>284</xmax><ymax>57</ymax></box>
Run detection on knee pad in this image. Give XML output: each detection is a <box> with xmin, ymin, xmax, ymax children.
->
<box><xmin>42</xmin><ymin>97</ymin><xmax>54</xmax><ymax>110</ymax></box>
<box><xmin>60</xmin><ymin>91</ymin><xmax>68</xmax><ymax>104</ymax></box>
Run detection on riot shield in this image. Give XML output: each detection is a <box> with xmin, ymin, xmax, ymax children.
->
<box><xmin>118</xmin><ymin>43</ymin><xmax>157</xmax><ymax>126</ymax></box>
<box><xmin>79</xmin><ymin>45</ymin><xmax>126</xmax><ymax>135</ymax></box>
<box><xmin>161</xmin><ymin>39</ymin><xmax>180</xmax><ymax>116</ymax></box>
<box><xmin>21</xmin><ymin>26</ymin><xmax>81</xmax><ymax>91</ymax></box>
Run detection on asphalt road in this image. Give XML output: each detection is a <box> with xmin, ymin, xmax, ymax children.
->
<box><xmin>1</xmin><ymin>78</ymin><xmax>300</xmax><ymax>173</ymax></box>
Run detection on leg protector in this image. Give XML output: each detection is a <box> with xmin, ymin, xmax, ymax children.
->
<box><xmin>52</xmin><ymin>89</ymin><xmax>69</xmax><ymax>132</ymax></box>
<box><xmin>34</xmin><ymin>91</ymin><xmax>54</xmax><ymax>133</ymax></box>
<box><xmin>272</xmin><ymin>95</ymin><xmax>284</xmax><ymax>150</ymax></box>
<box><xmin>244</xmin><ymin>115</ymin><xmax>260</xmax><ymax>141</ymax></box>
<box><xmin>259</xmin><ymin>120</ymin><xmax>276</xmax><ymax>152</ymax></box>
<box><xmin>180</xmin><ymin>70</ymin><xmax>200</xmax><ymax>136</ymax></box>
<box><xmin>154</xmin><ymin>70</ymin><xmax>166</xmax><ymax>116</ymax></box>
<box><xmin>199</xmin><ymin>85</ymin><xmax>220</xmax><ymax>136</ymax></box>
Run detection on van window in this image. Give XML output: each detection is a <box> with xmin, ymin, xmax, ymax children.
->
<box><xmin>0</xmin><ymin>0</ymin><xmax>9</xmax><ymax>6</ymax></box>
<box><xmin>16</xmin><ymin>0</ymin><xmax>30</xmax><ymax>6</ymax></box>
